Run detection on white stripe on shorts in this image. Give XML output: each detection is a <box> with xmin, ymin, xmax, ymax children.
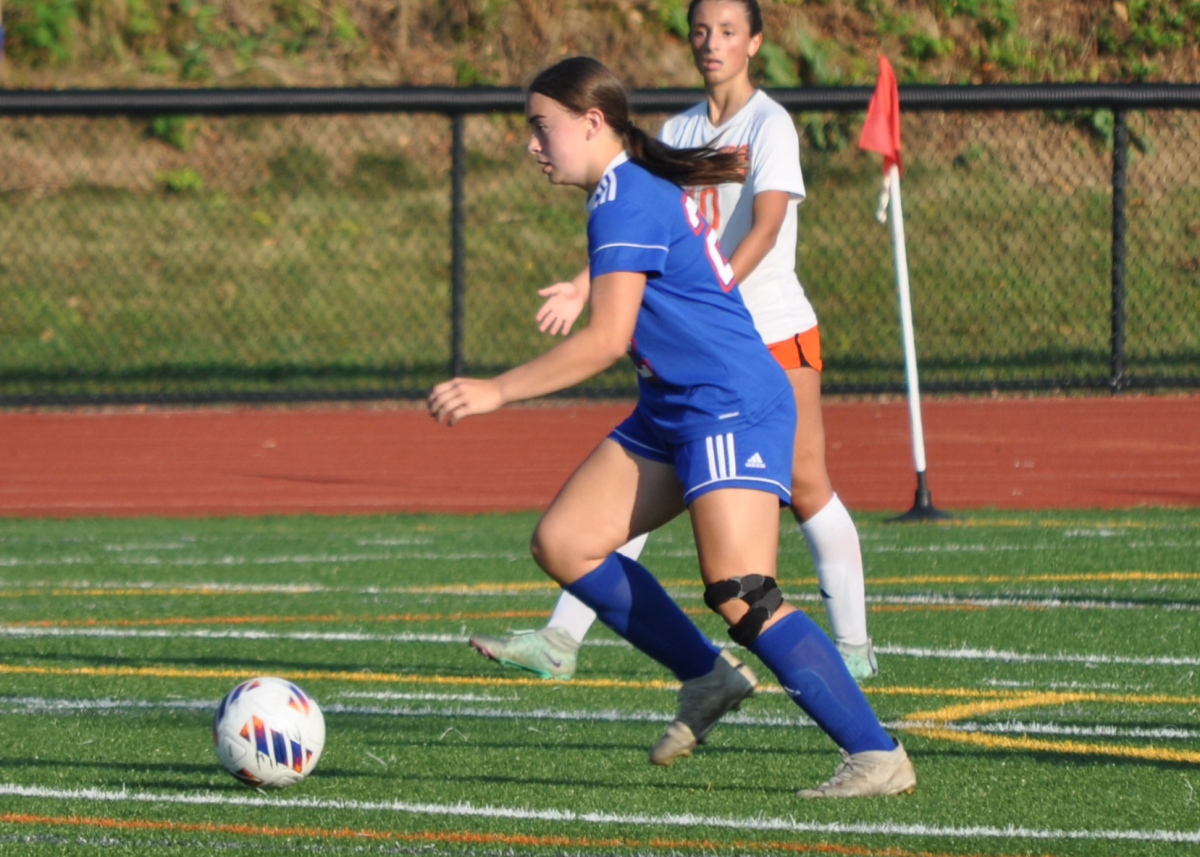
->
<box><xmin>705</xmin><ymin>432</ymin><xmax>737</xmax><ymax>481</ymax></box>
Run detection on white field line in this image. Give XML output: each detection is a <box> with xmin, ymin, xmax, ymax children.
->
<box><xmin>2</xmin><ymin>624</ymin><xmax>1194</xmax><ymax>669</ymax></box>
<box><xmin>3</xmin><ymin>696</ymin><xmax>1197</xmax><ymax>742</ymax></box>
<box><xmin>982</xmin><ymin>678</ymin><xmax>1153</xmax><ymax>691</ymax></box>
<box><xmin>0</xmin><ymin>536</ymin><xmax>1195</xmax><ymax>568</ymax></box>
<box><xmin>336</xmin><ymin>690</ymin><xmax>519</xmax><ymax>702</ymax></box>
<box><xmin>3</xmin><ymin>578</ymin><xmax>1198</xmax><ymax>612</ymax></box>
<box><xmin>0</xmin><ymin>628</ymin><xmax>469</xmax><ymax>643</ymax></box>
<box><xmin>0</xmin><ymin>626</ymin><xmax>632</xmax><ymax>648</ymax></box>
<box><xmin>1</xmin><ymin>783</ymin><xmax>1196</xmax><ymax>843</ymax></box>
<box><xmin>2</xmin><ymin>546</ymin><xmax>1037</xmax><ymax>568</ymax></box>
<box><xmin>877</xmin><ymin>644</ymin><xmax>1200</xmax><ymax>668</ymax></box>
<box><xmin>0</xmin><ymin>695</ymin><xmax>776</xmax><ymax>727</ymax></box>
<box><xmin>0</xmin><ymin>551</ymin><xmax>527</xmax><ymax>571</ymax></box>
<box><xmin>924</xmin><ymin>719</ymin><xmax>1200</xmax><ymax>741</ymax></box>
<box><xmin>866</xmin><ymin>593</ymin><xmax>1200</xmax><ymax>611</ymax></box>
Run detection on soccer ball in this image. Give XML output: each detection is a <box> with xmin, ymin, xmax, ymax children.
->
<box><xmin>212</xmin><ymin>676</ymin><xmax>326</xmax><ymax>788</ymax></box>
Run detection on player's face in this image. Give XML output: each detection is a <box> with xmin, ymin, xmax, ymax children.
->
<box><xmin>526</xmin><ymin>94</ymin><xmax>593</xmax><ymax>187</ymax></box>
<box><xmin>688</xmin><ymin>0</ymin><xmax>762</xmax><ymax>89</ymax></box>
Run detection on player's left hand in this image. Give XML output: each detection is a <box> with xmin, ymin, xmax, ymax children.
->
<box><xmin>428</xmin><ymin>378</ymin><xmax>504</xmax><ymax>425</ymax></box>
<box><xmin>536</xmin><ymin>281</ymin><xmax>587</xmax><ymax>336</ymax></box>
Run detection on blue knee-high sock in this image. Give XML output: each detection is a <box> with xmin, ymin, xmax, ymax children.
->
<box><xmin>750</xmin><ymin>610</ymin><xmax>894</xmax><ymax>754</ymax></box>
<box><xmin>566</xmin><ymin>552</ymin><xmax>719</xmax><ymax>681</ymax></box>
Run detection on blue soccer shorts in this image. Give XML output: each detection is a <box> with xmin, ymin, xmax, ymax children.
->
<box><xmin>609</xmin><ymin>400</ymin><xmax>795</xmax><ymax>505</ymax></box>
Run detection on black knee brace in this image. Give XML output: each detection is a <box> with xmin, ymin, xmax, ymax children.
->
<box><xmin>703</xmin><ymin>574</ymin><xmax>784</xmax><ymax>647</ymax></box>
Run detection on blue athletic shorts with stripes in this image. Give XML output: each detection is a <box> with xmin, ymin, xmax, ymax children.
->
<box><xmin>609</xmin><ymin>399</ymin><xmax>796</xmax><ymax>505</ymax></box>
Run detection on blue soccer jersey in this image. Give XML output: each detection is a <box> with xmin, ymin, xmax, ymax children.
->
<box><xmin>587</xmin><ymin>152</ymin><xmax>790</xmax><ymax>442</ymax></box>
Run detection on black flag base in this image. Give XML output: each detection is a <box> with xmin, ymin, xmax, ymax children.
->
<box><xmin>887</xmin><ymin>470</ymin><xmax>954</xmax><ymax>523</ymax></box>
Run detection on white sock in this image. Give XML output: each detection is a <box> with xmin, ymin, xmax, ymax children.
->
<box><xmin>547</xmin><ymin>533</ymin><xmax>650</xmax><ymax>644</ymax></box>
<box><xmin>799</xmin><ymin>494</ymin><xmax>869</xmax><ymax>647</ymax></box>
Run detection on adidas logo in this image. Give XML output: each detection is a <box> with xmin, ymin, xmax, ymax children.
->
<box><xmin>744</xmin><ymin>452</ymin><xmax>767</xmax><ymax>469</ymax></box>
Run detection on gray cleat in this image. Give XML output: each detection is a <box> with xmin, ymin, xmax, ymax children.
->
<box><xmin>650</xmin><ymin>650</ymin><xmax>757</xmax><ymax>766</ymax></box>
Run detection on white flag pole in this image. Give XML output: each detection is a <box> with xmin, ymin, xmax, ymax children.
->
<box><xmin>882</xmin><ymin>163</ymin><xmax>949</xmax><ymax>521</ymax></box>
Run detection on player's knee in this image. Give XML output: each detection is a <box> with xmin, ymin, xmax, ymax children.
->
<box><xmin>529</xmin><ymin>522</ymin><xmax>557</xmax><ymax>575</ymax></box>
<box><xmin>530</xmin><ymin>516</ymin><xmax>579</xmax><ymax>582</ymax></box>
<box><xmin>703</xmin><ymin>575</ymin><xmax>785</xmax><ymax>647</ymax></box>
<box><xmin>789</xmin><ymin>469</ymin><xmax>833</xmax><ymax>521</ymax></box>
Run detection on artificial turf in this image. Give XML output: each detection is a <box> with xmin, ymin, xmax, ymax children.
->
<box><xmin>1</xmin><ymin>508</ymin><xmax>1198</xmax><ymax>856</ymax></box>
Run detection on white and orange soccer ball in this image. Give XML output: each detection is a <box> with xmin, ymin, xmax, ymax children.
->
<box><xmin>212</xmin><ymin>676</ymin><xmax>325</xmax><ymax>788</ymax></box>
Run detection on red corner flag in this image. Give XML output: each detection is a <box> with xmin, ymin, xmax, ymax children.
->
<box><xmin>859</xmin><ymin>55</ymin><xmax>902</xmax><ymax>175</ymax></box>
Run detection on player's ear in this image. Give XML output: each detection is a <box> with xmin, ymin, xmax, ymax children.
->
<box><xmin>747</xmin><ymin>32</ymin><xmax>763</xmax><ymax>58</ymax></box>
<box><xmin>583</xmin><ymin>107</ymin><xmax>607</xmax><ymax>141</ymax></box>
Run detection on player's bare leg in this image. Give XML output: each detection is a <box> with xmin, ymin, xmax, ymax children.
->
<box><xmin>680</xmin><ymin>486</ymin><xmax>911</xmax><ymax>795</ymax></box>
<box><xmin>648</xmin><ymin>487</ymin><xmax>782</xmax><ymax>765</ymax></box>
<box><xmin>528</xmin><ymin>439</ymin><xmax>758</xmax><ymax>759</ymax></box>
<box><xmin>787</xmin><ymin>366</ymin><xmax>875</xmax><ymax>679</ymax></box>
<box><xmin>531</xmin><ymin>438</ymin><xmax>684</xmax><ymax>586</ymax></box>
<box><xmin>469</xmin><ymin>442</ymin><xmax>670</xmax><ymax>680</ymax></box>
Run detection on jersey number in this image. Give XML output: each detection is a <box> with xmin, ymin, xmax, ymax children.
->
<box><xmin>683</xmin><ymin>193</ymin><xmax>736</xmax><ymax>291</ymax></box>
<box><xmin>689</xmin><ymin>187</ymin><xmax>720</xmax><ymax>230</ymax></box>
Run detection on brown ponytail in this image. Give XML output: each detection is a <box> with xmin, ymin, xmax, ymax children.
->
<box><xmin>529</xmin><ymin>56</ymin><xmax>745</xmax><ymax>188</ymax></box>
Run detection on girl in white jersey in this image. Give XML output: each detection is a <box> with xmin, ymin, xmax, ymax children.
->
<box><xmin>470</xmin><ymin>0</ymin><xmax>875</xmax><ymax>683</ymax></box>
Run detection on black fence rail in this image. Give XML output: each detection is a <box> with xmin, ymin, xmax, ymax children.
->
<box><xmin>1</xmin><ymin>84</ymin><xmax>1198</xmax><ymax>405</ymax></box>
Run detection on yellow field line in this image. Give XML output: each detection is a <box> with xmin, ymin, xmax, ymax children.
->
<box><xmin>5</xmin><ymin>663</ymin><xmax>1198</xmax><ymax>765</ymax></box>
<box><xmin>0</xmin><ymin>662</ymin><xmax>680</xmax><ymax>692</ymax></box>
<box><xmin>902</xmin><ymin>726</ymin><xmax>1200</xmax><ymax>764</ymax></box>
<box><xmin>3</xmin><ymin>610</ymin><xmax>555</xmax><ymax>628</ymax></box>
<box><xmin>902</xmin><ymin>695</ymin><xmax>1084</xmax><ymax>722</ymax></box>
<box><xmin>5</xmin><ymin>664</ymin><xmax>1199</xmax><ymax>710</ymax></box>
<box><xmin>0</xmin><ymin>604</ymin><xmax>986</xmax><ymax>631</ymax></box>
<box><xmin>0</xmin><ymin>664</ymin><xmax>1046</xmax><ymax>698</ymax></box>
<box><xmin>878</xmin><ymin>686</ymin><xmax>1200</xmax><ymax>707</ymax></box>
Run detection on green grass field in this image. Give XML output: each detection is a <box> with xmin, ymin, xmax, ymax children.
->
<box><xmin>1</xmin><ymin>508</ymin><xmax>1198</xmax><ymax>855</ymax></box>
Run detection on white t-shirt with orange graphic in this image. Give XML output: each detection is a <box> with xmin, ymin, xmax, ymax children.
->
<box><xmin>659</xmin><ymin>89</ymin><xmax>817</xmax><ymax>344</ymax></box>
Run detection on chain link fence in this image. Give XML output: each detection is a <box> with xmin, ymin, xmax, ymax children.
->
<box><xmin>0</xmin><ymin>86</ymin><xmax>1197</xmax><ymax>404</ymax></box>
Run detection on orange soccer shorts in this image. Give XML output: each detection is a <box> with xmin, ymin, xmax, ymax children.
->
<box><xmin>767</xmin><ymin>325</ymin><xmax>822</xmax><ymax>373</ymax></box>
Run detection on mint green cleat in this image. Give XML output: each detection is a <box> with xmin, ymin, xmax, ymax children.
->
<box><xmin>838</xmin><ymin>639</ymin><xmax>879</xmax><ymax>682</ymax></box>
<box><xmin>468</xmin><ymin>627</ymin><xmax>579</xmax><ymax>681</ymax></box>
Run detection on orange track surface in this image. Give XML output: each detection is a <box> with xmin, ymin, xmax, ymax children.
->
<box><xmin>1</xmin><ymin>396</ymin><xmax>1197</xmax><ymax>516</ymax></box>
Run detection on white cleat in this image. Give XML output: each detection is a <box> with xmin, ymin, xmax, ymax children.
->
<box><xmin>650</xmin><ymin>650</ymin><xmax>757</xmax><ymax>766</ymax></box>
<box><xmin>797</xmin><ymin>741</ymin><xmax>916</xmax><ymax>798</ymax></box>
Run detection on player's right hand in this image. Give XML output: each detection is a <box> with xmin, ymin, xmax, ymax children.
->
<box><xmin>536</xmin><ymin>281</ymin><xmax>586</xmax><ymax>336</ymax></box>
<box><xmin>428</xmin><ymin>378</ymin><xmax>503</xmax><ymax>426</ymax></box>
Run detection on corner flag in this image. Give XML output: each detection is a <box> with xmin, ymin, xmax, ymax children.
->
<box><xmin>859</xmin><ymin>55</ymin><xmax>950</xmax><ymax>522</ymax></box>
<box><xmin>859</xmin><ymin>55</ymin><xmax>902</xmax><ymax>175</ymax></box>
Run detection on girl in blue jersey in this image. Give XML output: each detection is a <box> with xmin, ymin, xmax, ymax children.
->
<box><xmin>429</xmin><ymin>56</ymin><xmax>914</xmax><ymax>798</ymax></box>
<box><xmin>475</xmin><ymin>0</ymin><xmax>875</xmax><ymax>688</ymax></box>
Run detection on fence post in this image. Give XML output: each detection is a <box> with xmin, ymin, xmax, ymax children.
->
<box><xmin>1110</xmin><ymin>108</ymin><xmax>1128</xmax><ymax>393</ymax></box>
<box><xmin>451</xmin><ymin>112</ymin><xmax>466</xmax><ymax>378</ymax></box>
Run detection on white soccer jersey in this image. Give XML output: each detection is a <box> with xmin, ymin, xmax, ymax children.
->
<box><xmin>659</xmin><ymin>89</ymin><xmax>817</xmax><ymax>344</ymax></box>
